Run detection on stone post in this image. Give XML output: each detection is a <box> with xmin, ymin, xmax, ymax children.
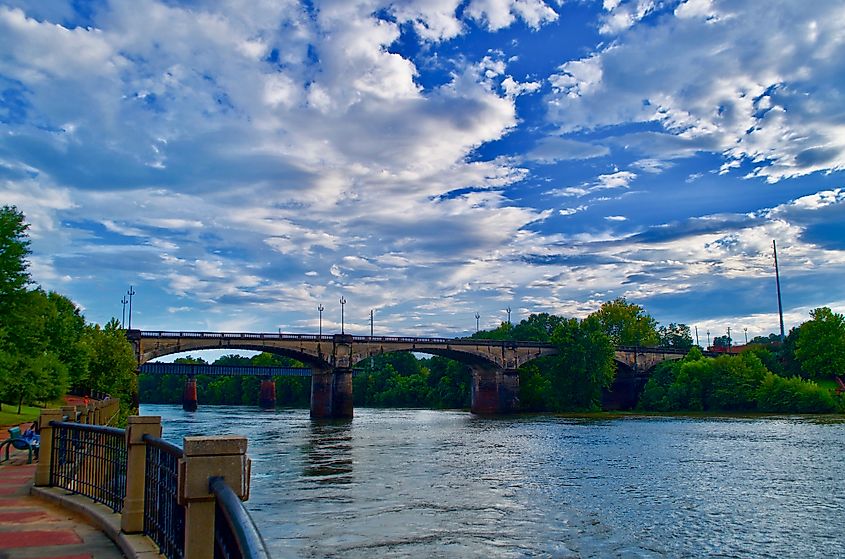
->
<box><xmin>87</xmin><ymin>403</ymin><xmax>97</xmax><ymax>424</ymax></box>
<box><xmin>470</xmin><ymin>367</ymin><xmax>520</xmax><ymax>414</ymax></box>
<box><xmin>61</xmin><ymin>405</ymin><xmax>77</xmax><ymax>422</ymax></box>
<box><xmin>310</xmin><ymin>368</ymin><xmax>353</xmax><ymax>419</ymax></box>
<box><xmin>121</xmin><ymin>416</ymin><xmax>162</xmax><ymax>534</ymax></box>
<box><xmin>35</xmin><ymin>409</ymin><xmax>63</xmax><ymax>486</ymax></box>
<box><xmin>179</xmin><ymin>436</ymin><xmax>251</xmax><ymax>559</ymax></box>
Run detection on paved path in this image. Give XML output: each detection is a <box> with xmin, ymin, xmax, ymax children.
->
<box><xmin>0</xmin><ymin>450</ymin><xmax>125</xmax><ymax>559</ymax></box>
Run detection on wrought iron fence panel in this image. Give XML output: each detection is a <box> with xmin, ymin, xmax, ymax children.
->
<box><xmin>143</xmin><ymin>434</ymin><xmax>185</xmax><ymax>559</ymax></box>
<box><xmin>49</xmin><ymin>421</ymin><xmax>127</xmax><ymax>512</ymax></box>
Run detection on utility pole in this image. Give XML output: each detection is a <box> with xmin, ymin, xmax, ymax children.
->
<box><xmin>127</xmin><ymin>285</ymin><xmax>136</xmax><ymax>330</ymax></box>
<box><xmin>370</xmin><ymin>309</ymin><xmax>374</xmax><ymax>337</ymax></box>
<box><xmin>121</xmin><ymin>295</ymin><xmax>128</xmax><ymax>329</ymax></box>
<box><xmin>339</xmin><ymin>297</ymin><xmax>346</xmax><ymax>334</ymax></box>
<box><xmin>727</xmin><ymin>327</ymin><xmax>731</xmax><ymax>349</ymax></box>
<box><xmin>475</xmin><ymin>312</ymin><xmax>480</xmax><ymax>333</ymax></box>
<box><xmin>317</xmin><ymin>304</ymin><xmax>324</xmax><ymax>337</ymax></box>
<box><xmin>695</xmin><ymin>325</ymin><xmax>699</xmax><ymax>347</ymax></box>
<box><xmin>744</xmin><ymin>327</ymin><xmax>748</xmax><ymax>344</ymax></box>
<box><xmin>773</xmin><ymin>240</ymin><xmax>786</xmax><ymax>341</ymax></box>
<box><xmin>707</xmin><ymin>330</ymin><xmax>711</xmax><ymax>348</ymax></box>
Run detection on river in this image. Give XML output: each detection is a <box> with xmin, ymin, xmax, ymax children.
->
<box><xmin>140</xmin><ymin>404</ymin><xmax>845</xmax><ymax>558</ymax></box>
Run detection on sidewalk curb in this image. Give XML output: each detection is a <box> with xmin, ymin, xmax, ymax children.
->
<box><xmin>31</xmin><ymin>486</ymin><xmax>165</xmax><ymax>559</ymax></box>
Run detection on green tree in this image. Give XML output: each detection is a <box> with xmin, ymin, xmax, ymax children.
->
<box><xmin>0</xmin><ymin>206</ymin><xmax>31</xmax><ymax>310</ymax></box>
<box><xmin>795</xmin><ymin>307</ymin><xmax>845</xmax><ymax>379</ymax></box>
<box><xmin>590</xmin><ymin>298</ymin><xmax>659</xmax><ymax>346</ymax></box>
<box><xmin>547</xmin><ymin>316</ymin><xmax>615</xmax><ymax>410</ymax></box>
<box><xmin>82</xmin><ymin>318</ymin><xmax>138</xmax><ymax>422</ymax></box>
<box><xmin>658</xmin><ymin>323</ymin><xmax>693</xmax><ymax>349</ymax></box>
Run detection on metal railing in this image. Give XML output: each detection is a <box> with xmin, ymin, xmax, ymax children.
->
<box><xmin>210</xmin><ymin>477</ymin><xmax>271</xmax><ymax>559</ymax></box>
<box><xmin>49</xmin><ymin>421</ymin><xmax>127</xmax><ymax>512</ymax></box>
<box><xmin>143</xmin><ymin>434</ymin><xmax>185</xmax><ymax>559</ymax></box>
<box><xmin>133</xmin><ymin>329</ymin><xmax>558</xmax><ymax>348</ymax></box>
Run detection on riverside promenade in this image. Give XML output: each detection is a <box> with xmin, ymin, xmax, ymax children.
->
<box><xmin>0</xmin><ymin>450</ymin><xmax>125</xmax><ymax>559</ymax></box>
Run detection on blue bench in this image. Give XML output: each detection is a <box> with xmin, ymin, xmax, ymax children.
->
<box><xmin>0</xmin><ymin>426</ymin><xmax>39</xmax><ymax>464</ymax></box>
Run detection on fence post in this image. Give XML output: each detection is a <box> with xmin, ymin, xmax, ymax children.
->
<box><xmin>121</xmin><ymin>415</ymin><xmax>162</xmax><ymax>534</ymax></box>
<box><xmin>35</xmin><ymin>409</ymin><xmax>63</xmax><ymax>487</ymax></box>
<box><xmin>179</xmin><ymin>436</ymin><xmax>250</xmax><ymax>559</ymax></box>
<box><xmin>61</xmin><ymin>406</ymin><xmax>77</xmax><ymax>422</ymax></box>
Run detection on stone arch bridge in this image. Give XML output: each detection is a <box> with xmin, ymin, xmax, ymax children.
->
<box><xmin>128</xmin><ymin>330</ymin><xmax>689</xmax><ymax>417</ymax></box>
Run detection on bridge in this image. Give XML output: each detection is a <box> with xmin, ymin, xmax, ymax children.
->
<box><xmin>128</xmin><ymin>330</ymin><xmax>689</xmax><ymax>417</ymax></box>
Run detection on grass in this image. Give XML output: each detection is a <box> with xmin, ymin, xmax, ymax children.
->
<box><xmin>0</xmin><ymin>402</ymin><xmax>42</xmax><ymax>430</ymax></box>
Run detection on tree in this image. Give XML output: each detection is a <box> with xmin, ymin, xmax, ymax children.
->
<box><xmin>658</xmin><ymin>323</ymin><xmax>693</xmax><ymax>349</ymax></box>
<box><xmin>589</xmin><ymin>298</ymin><xmax>659</xmax><ymax>347</ymax></box>
<box><xmin>795</xmin><ymin>307</ymin><xmax>845</xmax><ymax>379</ymax></box>
<box><xmin>547</xmin><ymin>316</ymin><xmax>615</xmax><ymax>410</ymax></box>
<box><xmin>0</xmin><ymin>206</ymin><xmax>31</xmax><ymax>311</ymax></box>
<box><xmin>712</xmin><ymin>335</ymin><xmax>732</xmax><ymax>348</ymax></box>
<box><xmin>83</xmin><ymin>318</ymin><xmax>138</xmax><ymax>421</ymax></box>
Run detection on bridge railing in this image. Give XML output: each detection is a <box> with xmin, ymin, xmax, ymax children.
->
<box><xmin>134</xmin><ymin>329</ymin><xmax>557</xmax><ymax>348</ymax></box>
<box><xmin>34</xmin><ymin>408</ymin><xmax>269</xmax><ymax>559</ymax></box>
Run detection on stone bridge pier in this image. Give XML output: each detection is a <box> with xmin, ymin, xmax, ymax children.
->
<box><xmin>470</xmin><ymin>367</ymin><xmax>519</xmax><ymax>414</ymax></box>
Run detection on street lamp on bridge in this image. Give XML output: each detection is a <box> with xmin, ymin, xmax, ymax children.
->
<box><xmin>127</xmin><ymin>285</ymin><xmax>136</xmax><ymax>330</ymax></box>
<box><xmin>318</xmin><ymin>304</ymin><xmax>324</xmax><ymax>336</ymax></box>
<box><xmin>475</xmin><ymin>312</ymin><xmax>480</xmax><ymax>333</ymax></box>
<box><xmin>506</xmin><ymin>306</ymin><xmax>511</xmax><ymax>326</ymax></box>
<box><xmin>121</xmin><ymin>295</ymin><xmax>128</xmax><ymax>329</ymax></box>
<box><xmin>340</xmin><ymin>297</ymin><xmax>347</xmax><ymax>334</ymax></box>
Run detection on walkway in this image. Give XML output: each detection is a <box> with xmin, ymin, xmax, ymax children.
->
<box><xmin>0</xmin><ymin>449</ymin><xmax>126</xmax><ymax>559</ymax></box>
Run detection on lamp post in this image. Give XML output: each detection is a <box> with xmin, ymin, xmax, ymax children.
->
<box><xmin>475</xmin><ymin>312</ymin><xmax>480</xmax><ymax>333</ymax></box>
<box><xmin>744</xmin><ymin>327</ymin><xmax>748</xmax><ymax>344</ymax></box>
<box><xmin>340</xmin><ymin>297</ymin><xmax>346</xmax><ymax>334</ymax></box>
<box><xmin>370</xmin><ymin>309</ymin><xmax>374</xmax><ymax>337</ymax></box>
<box><xmin>695</xmin><ymin>325</ymin><xmax>699</xmax><ymax>347</ymax></box>
<box><xmin>121</xmin><ymin>295</ymin><xmax>128</xmax><ymax>329</ymax></box>
<box><xmin>727</xmin><ymin>327</ymin><xmax>732</xmax><ymax>349</ymax></box>
<box><xmin>127</xmin><ymin>285</ymin><xmax>136</xmax><ymax>330</ymax></box>
<box><xmin>706</xmin><ymin>330</ymin><xmax>711</xmax><ymax>348</ymax></box>
<box><xmin>318</xmin><ymin>304</ymin><xmax>324</xmax><ymax>337</ymax></box>
<box><xmin>506</xmin><ymin>306</ymin><xmax>511</xmax><ymax>326</ymax></box>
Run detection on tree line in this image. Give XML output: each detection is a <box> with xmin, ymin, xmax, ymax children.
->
<box><xmin>0</xmin><ymin>206</ymin><xmax>137</xmax><ymax>422</ymax></box>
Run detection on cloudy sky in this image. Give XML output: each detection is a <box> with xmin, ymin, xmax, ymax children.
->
<box><xmin>2</xmin><ymin>0</ymin><xmax>844</xmax><ymax>343</ymax></box>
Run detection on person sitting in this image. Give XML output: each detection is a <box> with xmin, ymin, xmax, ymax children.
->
<box><xmin>22</xmin><ymin>422</ymin><xmax>40</xmax><ymax>459</ymax></box>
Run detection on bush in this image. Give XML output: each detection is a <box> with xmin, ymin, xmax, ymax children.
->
<box><xmin>756</xmin><ymin>374</ymin><xmax>837</xmax><ymax>413</ymax></box>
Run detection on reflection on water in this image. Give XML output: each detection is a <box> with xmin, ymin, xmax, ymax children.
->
<box><xmin>142</xmin><ymin>405</ymin><xmax>845</xmax><ymax>558</ymax></box>
<box><xmin>303</xmin><ymin>420</ymin><xmax>353</xmax><ymax>484</ymax></box>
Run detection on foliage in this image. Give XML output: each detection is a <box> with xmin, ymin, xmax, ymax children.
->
<box><xmin>590</xmin><ymin>297</ymin><xmax>659</xmax><ymax>346</ymax></box>
<box><xmin>0</xmin><ymin>206</ymin><xmax>31</xmax><ymax>309</ymax></box>
<box><xmin>0</xmin><ymin>210</ymin><xmax>137</xmax><ymax>421</ymax></box>
<box><xmin>658</xmin><ymin>323</ymin><xmax>693</xmax><ymax>349</ymax></box>
<box><xmin>712</xmin><ymin>335</ymin><xmax>732</xmax><ymax>348</ymax></box>
<box><xmin>756</xmin><ymin>374</ymin><xmax>838</xmax><ymax>413</ymax></box>
<box><xmin>794</xmin><ymin>307</ymin><xmax>845</xmax><ymax>379</ymax></box>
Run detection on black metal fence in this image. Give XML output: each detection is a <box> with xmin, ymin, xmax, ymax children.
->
<box><xmin>143</xmin><ymin>434</ymin><xmax>186</xmax><ymax>559</ymax></box>
<box><xmin>49</xmin><ymin>421</ymin><xmax>127</xmax><ymax>512</ymax></box>
<box><xmin>210</xmin><ymin>477</ymin><xmax>271</xmax><ymax>559</ymax></box>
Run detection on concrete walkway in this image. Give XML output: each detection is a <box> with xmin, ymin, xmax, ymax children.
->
<box><xmin>0</xmin><ymin>449</ymin><xmax>126</xmax><ymax>559</ymax></box>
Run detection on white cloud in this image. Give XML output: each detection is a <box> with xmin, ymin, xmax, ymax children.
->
<box><xmin>547</xmin><ymin>0</ymin><xmax>845</xmax><ymax>182</ymax></box>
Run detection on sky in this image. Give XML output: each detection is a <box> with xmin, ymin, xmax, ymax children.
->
<box><xmin>2</xmin><ymin>0</ymin><xmax>845</xmax><ymax>345</ymax></box>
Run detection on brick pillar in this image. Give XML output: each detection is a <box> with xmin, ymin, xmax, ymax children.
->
<box><xmin>258</xmin><ymin>378</ymin><xmax>276</xmax><ymax>409</ymax></box>
<box><xmin>310</xmin><ymin>368</ymin><xmax>353</xmax><ymax>419</ymax></box>
<box><xmin>183</xmin><ymin>376</ymin><xmax>198</xmax><ymax>412</ymax></box>
<box><xmin>179</xmin><ymin>436</ymin><xmax>251</xmax><ymax>559</ymax></box>
<box><xmin>35</xmin><ymin>409</ymin><xmax>63</xmax><ymax>486</ymax></box>
<box><xmin>121</xmin><ymin>416</ymin><xmax>162</xmax><ymax>533</ymax></box>
<box><xmin>470</xmin><ymin>367</ymin><xmax>520</xmax><ymax>414</ymax></box>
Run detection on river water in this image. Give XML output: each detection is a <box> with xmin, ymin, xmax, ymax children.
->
<box><xmin>140</xmin><ymin>404</ymin><xmax>845</xmax><ymax>558</ymax></box>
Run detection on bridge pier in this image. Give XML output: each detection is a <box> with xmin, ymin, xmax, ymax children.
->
<box><xmin>470</xmin><ymin>367</ymin><xmax>519</xmax><ymax>414</ymax></box>
<box><xmin>310</xmin><ymin>368</ymin><xmax>353</xmax><ymax>419</ymax></box>
<box><xmin>182</xmin><ymin>376</ymin><xmax>198</xmax><ymax>412</ymax></box>
<box><xmin>259</xmin><ymin>378</ymin><xmax>276</xmax><ymax>409</ymax></box>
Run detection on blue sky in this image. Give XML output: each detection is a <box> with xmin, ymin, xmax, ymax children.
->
<box><xmin>2</xmin><ymin>0</ymin><xmax>845</xmax><ymax>344</ymax></box>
